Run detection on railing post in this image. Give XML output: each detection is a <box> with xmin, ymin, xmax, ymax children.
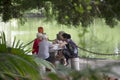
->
<box><xmin>71</xmin><ymin>57</ymin><xmax>80</xmax><ymax>71</ymax></box>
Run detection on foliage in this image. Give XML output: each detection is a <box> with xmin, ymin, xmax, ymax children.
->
<box><xmin>0</xmin><ymin>31</ymin><xmax>31</xmax><ymax>54</ymax></box>
<box><xmin>50</xmin><ymin>0</ymin><xmax>120</xmax><ymax>27</ymax></box>
<box><xmin>0</xmin><ymin>0</ymin><xmax>120</xmax><ymax>27</ymax></box>
<box><xmin>0</xmin><ymin>32</ymin><xmax>41</xmax><ymax>80</ymax></box>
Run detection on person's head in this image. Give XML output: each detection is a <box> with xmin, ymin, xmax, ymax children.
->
<box><xmin>38</xmin><ymin>26</ymin><xmax>44</xmax><ymax>33</ymax></box>
<box><xmin>42</xmin><ymin>34</ymin><xmax>48</xmax><ymax>40</ymax></box>
<box><xmin>57</xmin><ymin>31</ymin><xmax>65</xmax><ymax>40</ymax></box>
<box><xmin>58</xmin><ymin>31</ymin><xmax>65</xmax><ymax>35</ymax></box>
<box><xmin>62</xmin><ymin>33</ymin><xmax>71</xmax><ymax>41</ymax></box>
<box><xmin>36</xmin><ymin>33</ymin><xmax>43</xmax><ymax>40</ymax></box>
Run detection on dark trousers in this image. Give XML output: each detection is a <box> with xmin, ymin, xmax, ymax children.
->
<box><xmin>63</xmin><ymin>49</ymin><xmax>71</xmax><ymax>64</ymax></box>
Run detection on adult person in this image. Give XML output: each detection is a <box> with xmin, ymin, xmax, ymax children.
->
<box><xmin>37</xmin><ymin>34</ymin><xmax>52</xmax><ymax>62</ymax></box>
<box><xmin>32</xmin><ymin>26</ymin><xmax>44</xmax><ymax>54</ymax></box>
<box><xmin>61</xmin><ymin>33</ymin><xmax>78</xmax><ymax>65</ymax></box>
<box><xmin>52</xmin><ymin>31</ymin><xmax>68</xmax><ymax>65</ymax></box>
<box><xmin>32</xmin><ymin>33</ymin><xmax>42</xmax><ymax>55</ymax></box>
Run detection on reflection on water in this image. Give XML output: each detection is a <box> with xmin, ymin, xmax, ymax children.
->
<box><xmin>11</xmin><ymin>31</ymin><xmax>31</xmax><ymax>42</ymax></box>
<box><xmin>12</xmin><ymin>31</ymin><xmax>29</xmax><ymax>36</ymax></box>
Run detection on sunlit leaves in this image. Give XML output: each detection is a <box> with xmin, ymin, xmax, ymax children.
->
<box><xmin>75</xmin><ymin>4</ymin><xmax>84</xmax><ymax>13</ymax></box>
<box><xmin>0</xmin><ymin>0</ymin><xmax>120</xmax><ymax>27</ymax></box>
<box><xmin>0</xmin><ymin>53</ymin><xmax>41</xmax><ymax>80</ymax></box>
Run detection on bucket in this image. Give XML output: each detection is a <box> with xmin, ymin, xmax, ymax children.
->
<box><xmin>71</xmin><ymin>58</ymin><xmax>80</xmax><ymax>71</ymax></box>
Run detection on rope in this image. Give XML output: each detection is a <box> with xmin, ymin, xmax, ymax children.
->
<box><xmin>24</xmin><ymin>39</ymin><xmax>120</xmax><ymax>56</ymax></box>
<box><xmin>78</xmin><ymin>46</ymin><xmax>120</xmax><ymax>56</ymax></box>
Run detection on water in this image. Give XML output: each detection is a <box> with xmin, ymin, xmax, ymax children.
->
<box><xmin>0</xmin><ymin>18</ymin><xmax>120</xmax><ymax>59</ymax></box>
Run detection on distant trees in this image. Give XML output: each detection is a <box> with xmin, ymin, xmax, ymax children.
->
<box><xmin>0</xmin><ymin>0</ymin><xmax>120</xmax><ymax>27</ymax></box>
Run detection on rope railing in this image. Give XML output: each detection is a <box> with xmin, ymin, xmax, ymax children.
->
<box><xmin>78</xmin><ymin>46</ymin><xmax>120</xmax><ymax>56</ymax></box>
<box><xmin>24</xmin><ymin>39</ymin><xmax>120</xmax><ymax>56</ymax></box>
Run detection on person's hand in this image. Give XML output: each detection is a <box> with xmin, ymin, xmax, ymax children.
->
<box><xmin>63</xmin><ymin>41</ymin><xmax>67</xmax><ymax>45</ymax></box>
<box><xmin>59</xmin><ymin>41</ymin><xmax>67</xmax><ymax>48</ymax></box>
<box><xmin>58</xmin><ymin>40</ymin><xmax>63</xmax><ymax>44</ymax></box>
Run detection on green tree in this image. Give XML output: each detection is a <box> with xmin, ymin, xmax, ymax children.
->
<box><xmin>0</xmin><ymin>0</ymin><xmax>120</xmax><ymax>27</ymax></box>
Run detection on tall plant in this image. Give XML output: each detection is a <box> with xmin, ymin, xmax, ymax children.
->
<box><xmin>0</xmin><ymin>32</ymin><xmax>41</xmax><ymax>80</ymax></box>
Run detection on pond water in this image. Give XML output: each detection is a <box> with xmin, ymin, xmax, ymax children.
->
<box><xmin>0</xmin><ymin>18</ymin><xmax>120</xmax><ymax>59</ymax></box>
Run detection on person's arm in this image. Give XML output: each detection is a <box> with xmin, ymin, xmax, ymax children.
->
<box><xmin>59</xmin><ymin>41</ymin><xmax>67</xmax><ymax>48</ymax></box>
<box><xmin>49</xmin><ymin>41</ymin><xmax>53</xmax><ymax>48</ymax></box>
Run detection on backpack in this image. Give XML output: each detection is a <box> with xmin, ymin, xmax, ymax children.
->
<box><xmin>63</xmin><ymin>40</ymin><xmax>78</xmax><ymax>58</ymax></box>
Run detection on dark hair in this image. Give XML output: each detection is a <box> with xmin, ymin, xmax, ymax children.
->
<box><xmin>62</xmin><ymin>33</ymin><xmax>71</xmax><ymax>39</ymax></box>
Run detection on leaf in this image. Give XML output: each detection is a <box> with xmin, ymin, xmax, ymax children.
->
<box><xmin>1</xmin><ymin>32</ymin><xmax>6</xmax><ymax>45</ymax></box>
<box><xmin>12</xmin><ymin>37</ymin><xmax>16</xmax><ymax>48</ymax></box>
<box><xmin>0</xmin><ymin>32</ymin><xmax>41</xmax><ymax>80</ymax></box>
<box><xmin>15</xmin><ymin>40</ymin><xmax>20</xmax><ymax>48</ymax></box>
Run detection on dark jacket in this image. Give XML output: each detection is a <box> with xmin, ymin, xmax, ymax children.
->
<box><xmin>65</xmin><ymin>39</ymin><xmax>78</xmax><ymax>58</ymax></box>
